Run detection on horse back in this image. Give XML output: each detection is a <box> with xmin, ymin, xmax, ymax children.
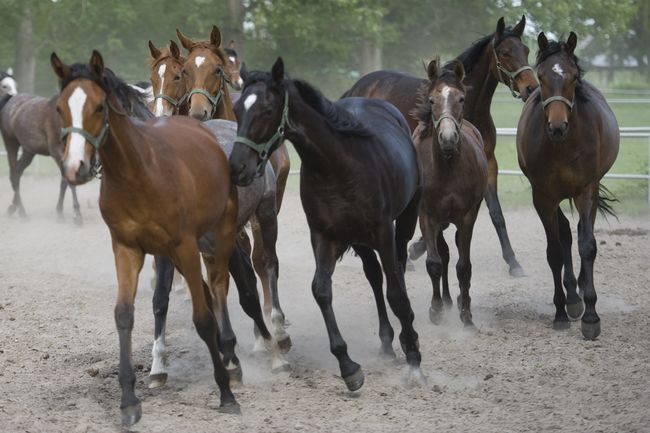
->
<box><xmin>0</xmin><ymin>94</ymin><xmax>59</xmax><ymax>157</ymax></box>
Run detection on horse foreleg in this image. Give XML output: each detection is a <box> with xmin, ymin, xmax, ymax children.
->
<box><xmin>270</xmin><ymin>143</ymin><xmax>290</xmax><ymax>213</ymax></box>
<box><xmin>9</xmin><ymin>148</ymin><xmax>35</xmax><ymax>218</ymax></box>
<box><xmin>175</xmin><ymin>240</ymin><xmax>239</xmax><ymax>414</ymax></box>
<box><xmin>421</xmin><ymin>216</ymin><xmax>444</xmax><ymax>324</ymax></box>
<box><xmin>484</xmin><ymin>153</ymin><xmax>524</xmax><ymax>277</ymax></box>
<box><xmin>533</xmin><ymin>192</ymin><xmax>569</xmax><ymax>329</ymax></box>
<box><xmin>558</xmin><ymin>208</ymin><xmax>583</xmax><ymax>320</ymax></box>
<box><xmin>575</xmin><ymin>188</ymin><xmax>600</xmax><ymax>340</ymax></box>
<box><xmin>149</xmin><ymin>255</ymin><xmax>174</xmax><ymax>389</ymax></box>
<box><xmin>376</xmin><ymin>224</ymin><xmax>425</xmax><ymax>388</ymax></box>
<box><xmin>56</xmin><ymin>177</ymin><xmax>67</xmax><ymax>219</ymax></box>
<box><xmin>353</xmin><ymin>245</ymin><xmax>394</xmax><ymax>357</ymax></box>
<box><xmin>112</xmin><ymin>242</ymin><xmax>145</xmax><ymax>426</ymax></box>
<box><xmin>311</xmin><ymin>231</ymin><xmax>363</xmax><ymax>391</ymax></box>
<box><xmin>69</xmin><ymin>183</ymin><xmax>82</xmax><ymax>225</ymax></box>
<box><xmin>455</xmin><ymin>211</ymin><xmax>478</xmax><ymax>328</ymax></box>
<box><xmin>437</xmin><ymin>231</ymin><xmax>452</xmax><ymax>308</ymax></box>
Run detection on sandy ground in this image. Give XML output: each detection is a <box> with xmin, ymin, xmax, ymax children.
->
<box><xmin>0</xmin><ymin>175</ymin><xmax>649</xmax><ymax>433</ymax></box>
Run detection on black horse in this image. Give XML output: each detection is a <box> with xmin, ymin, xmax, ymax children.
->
<box><xmin>229</xmin><ymin>58</ymin><xmax>425</xmax><ymax>390</ymax></box>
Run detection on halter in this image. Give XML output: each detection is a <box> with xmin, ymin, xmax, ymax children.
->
<box><xmin>541</xmin><ymin>94</ymin><xmax>574</xmax><ymax>110</ymax></box>
<box><xmin>153</xmin><ymin>93</ymin><xmax>187</xmax><ymax>114</ymax></box>
<box><xmin>432</xmin><ymin>112</ymin><xmax>463</xmax><ymax>132</ymax></box>
<box><xmin>492</xmin><ymin>39</ymin><xmax>535</xmax><ymax>99</ymax></box>
<box><xmin>234</xmin><ymin>90</ymin><xmax>289</xmax><ymax>175</ymax></box>
<box><xmin>59</xmin><ymin>98</ymin><xmax>128</xmax><ymax>177</ymax></box>
<box><xmin>183</xmin><ymin>68</ymin><xmax>230</xmax><ymax>118</ymax></box>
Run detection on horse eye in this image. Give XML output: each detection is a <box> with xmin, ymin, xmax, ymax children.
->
<box><xmin>55</xmin><ymin>106</ymin><xmax>62</xmax><ymax>114</ymax></box>
<box><xmin>182</xmin><ymin>69</ymin><xmax>188</xmax><ymax>75</ymax></box>
<box><xmin>96</xmin><ymin>104</ymin><xmax>104</xmax><ymax>113</ymax></box>
<box><xmin>428</xmin><ymin>97</ymin><xmax>434</xmax><ymax>104</ymax></box>
<box><xmin>459</xmin><ymin>97</ymin><xmax>465</xmax><ymax>104</ymax></box>
<box><xmin>173</xmin><ymin>74</ymin><xmax>181</xmax><ymax>81</ymax></box>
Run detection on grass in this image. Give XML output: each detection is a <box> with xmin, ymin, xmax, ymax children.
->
<box><xmin>2</xmin><ymin>88</ymin><xmax>649</xmax><ymax>214</ymax></box>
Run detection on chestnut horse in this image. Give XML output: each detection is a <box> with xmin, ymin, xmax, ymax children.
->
<box><xmin>412</xmin><ymin>58</ymin><xmax>487</xmax><ymax>327</ymax></box>
<box><xmin>50</xmin><ymin>50</ymin><xmax>275</xmax><ymax>425</ymax></box>
<box><xmin>230</xmin><ymin>58</ymin><xmax>425</xmax><ymax>390</ymax></box>
<box><xmin>517</xmin><ymin>32</ymin><xmax>619</xmax><ymax>340</ymax></box>
<box><xmin>343</xmin><ymin>15</ymin><xmax>538</xmax><ymax>278</ymax></box>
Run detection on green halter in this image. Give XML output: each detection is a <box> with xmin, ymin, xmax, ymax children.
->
<box><xmin>234</xmin><ymin>91</ymin><xmax>289</xmax><ymax>175</ymax></box>
<box><xmin>492</xmin><ymin>39</ymin><xmax>536</xmax><ymax>99</ymax></box>
<box><xmin>541</xmin><ymin>94</ymin><xmax>574</xmax><ymax>110</ymax></box>
<box><xmin>183</xmin><ymin>69</ymin><xmax>230</xmax><ymax>118</ymax></box>
<box><xmin>153</xmin><ymin>93</ymin><xmax>187</xmax><ymax>113</ymax></box>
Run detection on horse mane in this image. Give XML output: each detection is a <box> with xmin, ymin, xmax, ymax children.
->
<box><xmin>243</xmin><ymin>70</ymin><xmax>370</xmax><ymax>137</ymax></box>
<box><xmin>411</xmin><ymin>61</ymin><xmax>466</xmax><ymax>139</ymax></box>
<box><xmin>60</xmin><ymin>64</ymin><xmax>153</xmax><ymax>120</ymax></box>
<box><xmin>456</xmin><ymin>26</ymin><xmax>521</xmax><ymax>75</ymax></box>
<box><xmin>535</xmin><ymin>38</ymin><xmax>588</xmax><ymax>102</ymax></box>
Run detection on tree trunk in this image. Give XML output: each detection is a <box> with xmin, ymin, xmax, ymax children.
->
<box><xmin>360</xmin><ymin>39</ymin><xmax>382</xmax><ymax>75</ymax></box>
<box><xmin>14</xmin><ymin>3</ymin><xmax>35</xmax><ymax>93</ymax></box>
<box><xmin>226</xmin><ymin>0</ymin><xmax>246</xmax><ymax>56</ymax></box>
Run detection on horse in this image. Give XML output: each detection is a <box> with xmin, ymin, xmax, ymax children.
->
<box><xmin>148</xmin><ymin>39</ymin><xmax>187</xmax><ymax>116</ymax></box>
<box><xmin>342</xmin><ymin>15</ymin><xmax>538</xmax><ymax>279</ymax></box>
<box><xmin>225</xmin><ymin>40</ymin><xmax>244</xmax><ymax>91</ymax></box>
<box><xmin>412</xmin><ymin>58</ymin><xmax>487</xmax><ymax>327</ymax></box>
<box><xmin>0</xmin><ymin>90</ymin><xmax>83</xmax><ymax>223</ymax></box>
<box><xmin>1</xmin><ymin>68</ymin><xmax>17</xmax><ymax>97</ymax></box>
<box><xmin>230</xmin><ymin>57</ymin><xmax>426</xmax><ymax>390</ymax></box>
<box><xmin>49</xmin><ymin>50</ymin><xmax>280</xmax><ymax>425</ymax></box>
<box><xmin>516</xmin><ymin>32</ymin><xmax>619</xmax><ymax>340</ymax></box>
<box><xmin>173</xmin><ymin>25</ymin><xmax>292</xmax><ymax>345</ymax></box>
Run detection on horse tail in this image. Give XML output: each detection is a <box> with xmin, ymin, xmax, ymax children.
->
<box><xmin>0</xmin><ymin>94</ymin><xmax>12</xmax><ymax>112</ymax></box>
<box><xmin>597</xmin><ymin>183</ymin><xmax>619</xmax><ymax>221</ymax></box>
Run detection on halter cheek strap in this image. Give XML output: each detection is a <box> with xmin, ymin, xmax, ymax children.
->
<box><xmin>492</xmin><ymin>39</ymin><xmax>536</xmax><ymax>99</ymax></box>
<box><xmin>153</xmin><ymin>93</ymin><xmax>187</xmax><ymax>113</ymax></box>
<box><xmin>183</xmin><ymin>69</ymin><xmax>229</xmax><ymax>118</ymax></box>
<box><xmin>234</xmin><ymin>91</ymin><xmax>289</xmax><ymax>176</ymax></box>
<box><xmin>541</xmin><ymin>95</ymin><xmax>574</xmax><ymax>110</ymax></box>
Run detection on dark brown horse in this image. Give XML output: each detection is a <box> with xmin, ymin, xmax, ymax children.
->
<box><xmin>517</xmin><ymin>32</ymin><xmax>619</xmax><ymax>340</ymax></box>
<box><xmin>49</xmin><ymin>50</ymin><xmax>273</xmax><ymax>425</ymax></box>
<box><xmin>230</xmin><ymin>58</ymin><xmax>426</xmax><ymax>390</ymax></box>
<box><xmin>413</xmin><ymin>58</ymin><xmax>487</xmax><ymax>327</ymax></box>
<box><xmin>343</xmin><ymin>15</ymin><xmax>538</xmax><ymax>278</ymax></box>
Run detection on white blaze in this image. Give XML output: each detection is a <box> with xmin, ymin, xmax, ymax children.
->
<box><xmin>438</xmin><ymin>86</ymin><xmax>456</xmax><ymax>142</ymax></box>
<box><xmin>552</xmin><ymin>63</ymin><xmax>564</xmax><ymax>77</ymax></box>
<box><xmin>195</xmin><ymin>56</ymin><xmax>206</xmax><ymax>68</ymax></box>
<box><xmin>244</xmin><ymin>94</ymin><xmax>257</xmax><ymax>111</ymax></box>
<box><xmin>66</xmin><ymin>87</ymin><xmax>88</xmax><ymax>174</ymax></box>
<box><xmin>228</xmin><ymin>56</ymin><xmax>236</xmax><ymax>64</ymax></box>
<box><xmin>154</xmin><ymin>63</ymin><xmax>167</xmax><ymax>117</ymax></box>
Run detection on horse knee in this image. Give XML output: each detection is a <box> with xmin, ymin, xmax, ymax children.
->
<box><xmin>578</xmin><ymin>237</ymin><xmax>596</xmax><ymax>261</ymax></box>
<box><xmin>456</xmin><ymin>259</ymin><xmax>472</xmax><ymax>286</ymax></box>
<box><xmin>425</xmin><ymin>257</ymin><xmax>442</xmax><ymax>278</ymax></box>
<box><xmin>311</xmin><ymin>279</ymin><xmax>332</xmax><ymax>307</ymax></box>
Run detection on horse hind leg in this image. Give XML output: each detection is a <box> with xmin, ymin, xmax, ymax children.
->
<box><xmin>8</xmin><ymin>147</ymin><xmax>35</xmax><ymax>218</ymax></box>
<box><xmin>558</xmin><ymin>208</ymin><xmax>583</xmax><ymax>320</ymax></box>
<box><xmin>353</xmin><ymin>245</ymin><xmax>395</xmax><ymax>358</ymax></box>
<box><xmin>149</xmin><ymin>255</ymin><xmax>174</xmax><ymax>389</ymax></box>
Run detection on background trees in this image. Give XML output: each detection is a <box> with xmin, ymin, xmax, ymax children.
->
<box><xmin>0</xmin><ymin>0</ymin><xmax>645</xmax><ymax>96</ymax></box>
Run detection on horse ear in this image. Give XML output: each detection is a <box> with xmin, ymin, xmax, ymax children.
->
<box><xmin>566</xmin><ymin>31</ymin><xmax>578</xmax><ymax>55</ymax></box>
<box><xmin>169</xmin><ymin>40</ymin><xmax>181</xmax><ymax>59</ymax></box>
<box><xmin>453</xmin><ymin>59</ymin><xmax>466</xmax><ymax>82</ymax></box>
<box><xmin>89</xmin><ymin>50</ymin><xmax>105</xmax><ymax>78</ymax></box>
<box><xmin>148</xmin><ymin>40</ymin><xmax>161</xmax><ymax>59</ymax></box>
<box><xmin>6</xmin><ymin>67</ymin><xmax>12</xmax><ymax>76</ymax></box>
<box><xmin>210</xmin><ymin>25</ymin><xmax>222</xmax><ymax>48</ymax></box>
<box><xmin>228</xmin><ymin>40</ymin><xmax>236</xmax><ymax>50</ymax></box>
<box><xmin>426</xmin><ymin>58</ymin><xmax>439</xmax><ymax>81</ymax></box>
<box><xmin>496</xmin><ymin>17</ymin><xmax>505</xmax><ymax>37</ymax></box>
<box><xmin>512</xmin><ymin>14</ymin><xmax>526</xmax><ymax>37</ymax></box>
<box><xmin>537</xmin><ymin>32</ymin><xmax>549</xmax><ymax>51</ymax></box>
<box><xmin>240</xmin><ymin>62</ymin><xmax>249</xmax><ymax>82</ymax></box>
<box><xmin>271</xmin><ymin>57</ymin><xmax>284</xmax><ymax>83</ymax></box>
<box><xmin>176</xmin><ymin>28</ymin><xmax>194</xmax><ymax>50</ymax></box>
<box><xmin>50</xmin><ymin>52</ymin><xmax>71</xmax><ymax>81</ymax></box>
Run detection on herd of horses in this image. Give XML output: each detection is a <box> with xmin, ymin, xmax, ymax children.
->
<box><xmin>0</xmin><ymin>15</ymin><xmax>619</xmax><ymax>426</ymax></box>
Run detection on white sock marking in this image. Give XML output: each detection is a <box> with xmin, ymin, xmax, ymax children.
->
<box><xmin>244</xmin><ymin>94</ymin><xmax>257</xmax><ymax>111</ymax></box>
<box><xmin>150</xmin><ymin>333</ymin><xmax>168</xmax><ymax>375</ymax></box>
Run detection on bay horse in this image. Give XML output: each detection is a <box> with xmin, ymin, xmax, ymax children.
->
<box><xmin>174</xmin><ymin>25</ymin><xmax>292</xmax><ymax>344</ymax></box>
<box><xmin>517</xmin><ymin>32</ymin><xmax>619</xmax><ymax>340</ymax></box>
<box><xmin>230</xmin><ymin>57</ymin><xmax>426</xmax><ymax>389</ymax></box>
<box><xmin>343</xmin><ymin>15</ymin><xmax>538</xmax><ymax>279</ymax></box>
<box><xmin>0</xmin><ymin>91</ymin><xmax>83</xmax><ymax>223</ymax></box>
<box><xmin>50</xmin><ymin>50</ymin><xmax>278</xmax><ymax>425</ymax></box>
<box><xmin>412</xmin><ymin>58</ymin><xmax>487</xmax><ymax>327</ymax></box>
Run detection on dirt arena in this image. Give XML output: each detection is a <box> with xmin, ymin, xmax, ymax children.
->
<box><xmin>0</xmin><ymin>175</ymin><xmax>649</xmax><ymax>433</ymax></box>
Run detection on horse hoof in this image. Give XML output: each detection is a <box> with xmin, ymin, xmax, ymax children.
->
<box><xmin>429</xmin><ymin>306</ymin><xmax>443</xmax><ymax>325</ymax></box>
<box><xmin>73</xmin><ymin>215</ymin><xmax>83</xmax><ymax>226</ymax></box>
<box><xmin>148</xmin><ymin>373</ymin><xmax>168</xmax><ymax>389</ymax></box>
<box><xmin>271</xmin><ymin>361</ymin><xmax>291</xmax><ymax>374</ymax></box>
<box><xmin>121</xmin><ymin>403</ymin><xmax>142</xmax><ymax>427</ymax></box>
<box><xmin>581</xmin><ymin>320</ymin><xmax>600</xmax><ymax>340</ymax></box>
<box><xmin>218</xmin><ymin>401</ymin><xmax>241</xmax><ymax>415</ymax></box>
<box><xmin>379</xmin><ymin>346</ymin><xmax>396</xmax><ymax>359</ymax></box>
<box><xmin>566</xmin><ymin>301</ymin><xmax>585</xmax><ymax>321</ymax></box>
<box><xmin>277</xmin><ymin>335</ymin><xmax>292</xmax><ymax>354</ymax></box>
<box><xmin>7</xmin><ymin>204</ymin><xmax>17</xmax><ymax>216</ymax></box>
<box><xmin>227</xmin><ymin>365</ymin><xmax>243</xmax><ymax>387</ymax></box>
<box><xmin>509</xmin><ymin>265</ymin><xmax>526</xmax><ymax>278</ymax></box>
<box><xmin>343</xmin><ymin>367</ymin><xmax>365</xmax><ymax>392</ymax></box>
<box><xmin>444</xmin><ymin>297</ymin><xmax>454</xmax><ymax>310</ymax></box>
<box><xmin>552</xmin><ymin>319</ymin><xmax>570</xmax><ymax>330</ymax></box>
<box><xmin>407</xmin><ymin>367</ymin><xmax>427</xmax><ymax>388</ymax></box>
<box><xmin>462</xmin><ymin>319</ymin><xmax>476</xmax><ymax>330</ymax></box>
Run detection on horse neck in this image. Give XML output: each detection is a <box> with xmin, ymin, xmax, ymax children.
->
<box><xmin>99</xmin><ymin>102</ymin><xmax>148</xmax><ymax>183</ymax></box>
<box><xmin>213</xmin><ymin>85</ymin><xmax>236</xmax><ymax>121</ymax></box>
<box><xmin>462</xmin><ymin>43</ymin><xmax>498</xmax><ymax>122</ymax></box>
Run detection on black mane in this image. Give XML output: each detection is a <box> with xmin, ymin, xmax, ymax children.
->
<box><xmin>456</xmin><ymin>27</ymin><xmax>521</xmax><ymax>75</ymax></box>
<box><xmin>60</xmin><ymin>64</ymin><xmax>153</xmax><ymax>120</ymax></box>
<box><xmin>243</xmin><ymin>71</ymin><xmax>370</xmax><ymax>136</ymax></box>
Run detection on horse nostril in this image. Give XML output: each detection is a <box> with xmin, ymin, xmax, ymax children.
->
<box><xmin>560</xmin><ymin>122</ymin><xmax>568</xmax><ymax>133</ymax></box>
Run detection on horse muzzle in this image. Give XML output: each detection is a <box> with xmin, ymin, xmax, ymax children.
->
<box><xmin>547</xmin><ymin>121</ymin><xmax>569</xmax><ymax>141</ymax></box>
<box><xmin>64</xmin><ymin>158</ymin><xmax>92</xmax><ymax>185</ymax></box>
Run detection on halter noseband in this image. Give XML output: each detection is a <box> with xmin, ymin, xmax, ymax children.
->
<box><xmin>183</xmin><ymin>68</ymin><xmax>230</xmax><ymax>118</ymax></box>
<box><xmin>234</xmin><ymin>90</ymin><xmax>289</xmax><ymax>175</ymax></box>
<box><xmin>541</xmin><ymin>94</ymin><xmax>574</xmax><ymax>111</ymax></box>
<box><xmin>153</xmin><ymin>93</ymin><xmax>187</xmax><ymax>113</ymax></box>
<box><xmin>492</xmin><ymin>38</ymin><xmax>535</xmax><ymax>99</ymax></box>
<box><xmin>432</xmin><ymin>112</ymin><xmax>463</xmax><ymax>132</ymax></box>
